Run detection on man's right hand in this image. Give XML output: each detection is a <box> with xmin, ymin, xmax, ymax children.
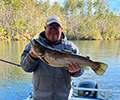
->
<box><xmin>29</xmin><ymin>49</ymin><xmax>38</xmax><ymax>58</ymax></box>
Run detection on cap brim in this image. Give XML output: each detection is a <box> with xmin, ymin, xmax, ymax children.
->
<box><xmin>46</xmin><ymin>20</ymin><xmax>62</xmax><ymax>27</ymax></box>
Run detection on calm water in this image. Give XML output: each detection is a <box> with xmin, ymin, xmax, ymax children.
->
<box><xmin>0</xmin><ymin>40</ymin><xmax>120</xmax><ymax>100</ymax></box>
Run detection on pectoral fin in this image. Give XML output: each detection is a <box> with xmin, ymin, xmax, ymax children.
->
<box><xmin>41</xmin><ymin>57</ymin><xmax>49</xmax><ymax>64</ymax></box>
<box><xmin>63</xmin><ymin>66</ymin><xmax>69</xmax><ymax>70</ymax></box>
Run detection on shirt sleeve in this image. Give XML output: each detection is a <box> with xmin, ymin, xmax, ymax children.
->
<box><xmin>69</xmin><ymin>68</ymin><xmax>84</xmax><ymax>77</ymax></box>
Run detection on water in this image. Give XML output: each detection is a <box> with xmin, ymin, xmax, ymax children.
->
<box><xmin>0</xmin><ymin>40</ymin><xmax>120</xmax><ymax>100</ymax></box>
<box><xmin>72</xmin><ymin>40</ymin><xmax>120</xmax><ymax>100</ymax></box>
<box><xmin>0</xmin><ymin>41</ymin><xmax>33</xmax><ymax>100</ymax></box>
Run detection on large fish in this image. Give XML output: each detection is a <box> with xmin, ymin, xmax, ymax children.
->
<box><xmin>31</xmin><ymin>39</ymin><xmax>108</xmax><ymax>76</ymax></box>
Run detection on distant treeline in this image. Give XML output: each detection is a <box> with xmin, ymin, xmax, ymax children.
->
<box><xmin>0</xmin><ymin>0</ymin><xmax>120</xmax><ymax>41</ymax></box>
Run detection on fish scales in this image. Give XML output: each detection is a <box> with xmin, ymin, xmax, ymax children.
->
<box><xmin>31</xmin><ymin>39</ymin><xmax>108</xmax><ymax>76</ymax></box>
<box><xmin>44</xmin><ymin>49</ymin><xmax>96</xmax><ymax>69</ymax></box>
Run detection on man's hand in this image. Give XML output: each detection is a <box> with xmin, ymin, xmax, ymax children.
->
<box><xmin>29</xmin><ymin>49</ymin><xmax>38</xmax><ymax>58</ymax></box>
<box><xmin>67</xmin><ymin>62</ymin><xmax>81</xmax><ymax>73</ymax></box>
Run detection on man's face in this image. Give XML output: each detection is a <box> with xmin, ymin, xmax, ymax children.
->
<box><xmin>45</xmin><ymin>22</ymin><xmax>63</xmax><ymax>43</ymax></box>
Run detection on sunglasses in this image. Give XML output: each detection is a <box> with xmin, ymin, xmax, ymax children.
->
<box><xmin>47</xmin><ymin>25</ymin><xmax>61</xmax><ymax>30</ymax></box>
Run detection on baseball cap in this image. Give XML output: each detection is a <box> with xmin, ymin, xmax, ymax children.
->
<box><xmin>46</xmin><ymin>15</ymin><xmax>62</xmax><ymax>27</ymax></box>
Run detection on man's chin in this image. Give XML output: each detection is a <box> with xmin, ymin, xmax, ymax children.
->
<box><xmin>49</xmin><ymin>38</ymin><xmax>58</xmax><ymax>43</ymax></box>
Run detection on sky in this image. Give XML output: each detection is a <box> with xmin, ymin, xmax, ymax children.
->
<box><xmin>42</xmin><ymin>0</ymin><xmax>120</xmax><ymax>12</ymax></box>
<box><xmin>108</xmin><ymin>0</ymin><xmax>120</xmax><ymax>11</ymax></box>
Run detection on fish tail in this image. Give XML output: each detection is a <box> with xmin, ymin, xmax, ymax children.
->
<box><xmin>92</xmin><ymin>62</ymin><xmax>108</xmax><ymax>76</ymax></box>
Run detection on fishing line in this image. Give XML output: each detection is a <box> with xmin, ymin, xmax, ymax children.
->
<box><xmin>6</xmin><ymin>27</ymin><xmax>32</xmax><ymax>41</ymax></box>
<box><xmin>0</xmin><ymin>58</ymin><xmax>20</xmax><ymax>67</ymax></box>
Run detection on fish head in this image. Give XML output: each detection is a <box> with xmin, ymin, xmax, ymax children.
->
<box><xmin>31</xmin><ymin>39</ymin><xmax>46</xmax><ymax>56</ymax></box>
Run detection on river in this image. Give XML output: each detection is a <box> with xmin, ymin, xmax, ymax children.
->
<box><xmin>0</xmin><ymin>40</ymin><xmax>120</xmax><ymax>100</ymax></box>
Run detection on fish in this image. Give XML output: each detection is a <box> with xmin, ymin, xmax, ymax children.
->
<box><xmin>31</xmin><ymin>39</ymin><xmax>108</xmax><ymax>76</ymax></box>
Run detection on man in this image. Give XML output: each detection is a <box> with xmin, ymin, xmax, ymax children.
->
<box><xmin>20</xmin><ymin>15</ymin><xmax>84</xmax><ymax>100</ymax></box>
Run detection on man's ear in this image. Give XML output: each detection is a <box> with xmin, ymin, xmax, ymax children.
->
<box><xmin>44</xmin><ymin>26</ymin><xmax>46</xmax><ymax>29</ymax></box>
<box><xmin>61</xmin><ymin>27</ymin><xmax>63</xmax><ymax>30</ymax></box>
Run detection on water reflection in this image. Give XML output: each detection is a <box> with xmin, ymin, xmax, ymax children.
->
<box><xmin>72</xmin><ymin>40</ymin><xmax>120</xmax><ymax>99</ymax></box>
<box><xmin>73</xmin><ymin>40</ymin><xmax>120</xmax><ymax>62</ymax></box>
<box><xmin>0</xmin><ymin>41</ymin><xmax>32</xmax><ymax>100</ymax></box>
<box><xmin>0</xmin><ymin>40</ymin><xmax>120</xmax><ymax>100</ymax></box>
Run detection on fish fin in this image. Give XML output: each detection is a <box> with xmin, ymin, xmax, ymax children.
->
<box><xmin>92</xmin><ymin>62</ymin><xmax>108</xmax><ymax>76</ymax></box>
<box><xmin>41</xmin><ymin>57</ymin><xmax>49</xmax><ymax>64</ymax></box>
<box><xmin>86</xmin><ymin>56</ymin><xmax>90</xmax><ymax>59</ymax></box>
<box><xmin>82</xmin><ymin>66</ymin><xmax>89</xmax><ymax>70</ymax></box>
<box><xmin>62</xmin><ymin>49</ymin><xmax>73</xmax><ymax>54</ymax></box>
<box><xmin>63</xmin><ymin>66</ymin><xmax>69</xmax><ymax>70</ymax></box>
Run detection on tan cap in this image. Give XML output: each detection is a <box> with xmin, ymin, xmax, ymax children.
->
<box><xmin>46</xmin><ymin>15</ymin><xmax>62</xmax><ymax>27</ymax></box>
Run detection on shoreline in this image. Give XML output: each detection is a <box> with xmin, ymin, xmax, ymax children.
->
<box><xmin>0</xmin><ymin>38</ymin><xmax>120</xmax><ymax>41</ymax></box>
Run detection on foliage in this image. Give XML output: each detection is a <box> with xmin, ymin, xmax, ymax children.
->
<box><xmin>0</xmin><ymin>0</ymin><xmax>120</xmax><ymax>41</ymax></box>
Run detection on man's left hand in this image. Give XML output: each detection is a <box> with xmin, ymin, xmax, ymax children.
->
<box><xmin>67</xmin><ymin>62</ymin><xmax>81</xmax><ymax>73</ymax></box>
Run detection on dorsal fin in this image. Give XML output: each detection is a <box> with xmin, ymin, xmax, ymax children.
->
<box><xmin>86</xmin><ymin>56</ymin><xmax>90</xmax><ymax>59</ymax></box>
